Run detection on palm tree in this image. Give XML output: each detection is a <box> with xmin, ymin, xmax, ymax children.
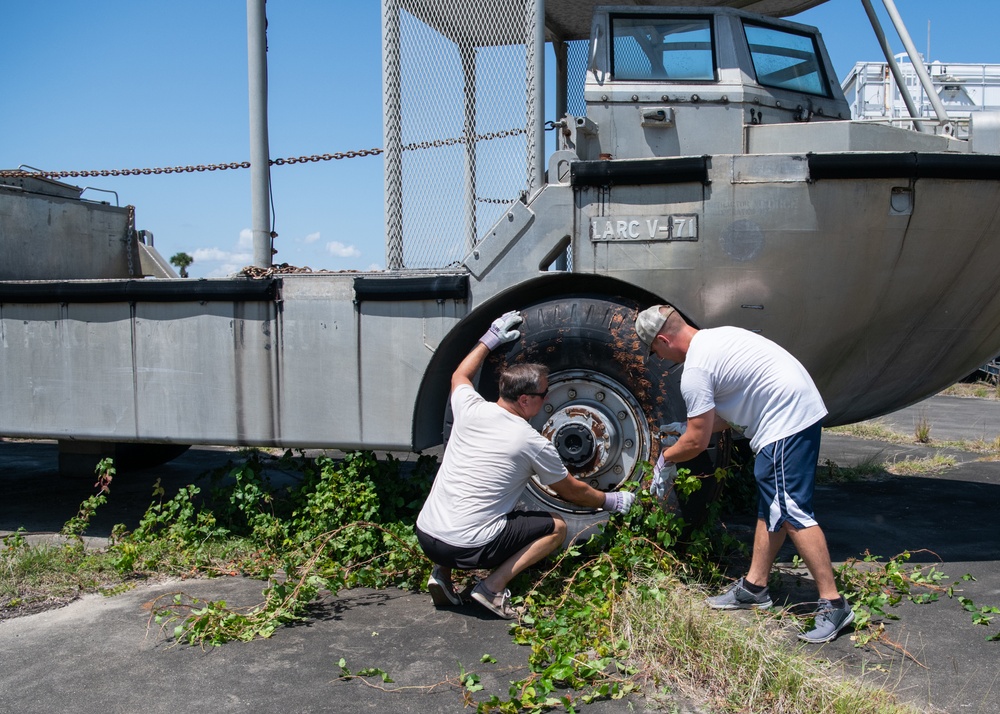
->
<box><xmin>170</xmin><ymin>252</ymin><xmax>194</xmax><ymax>278</ymax></box>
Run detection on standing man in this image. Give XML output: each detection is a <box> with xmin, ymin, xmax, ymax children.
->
<box><xmin>416</xmin><ymin>310</ymin><xmax>635</xmax><ymax>619</ymax></box>
<box><xmin>635</xmin><ymin>304</ymin><xmax>853</xmax><ymax>643</ymax></box>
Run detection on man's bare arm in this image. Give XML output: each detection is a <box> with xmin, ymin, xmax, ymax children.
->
<box><xmin>548</xmin><ymin>474</ymin><xmax>608</xmax><ymax>509</ymax></box>
<box><xmin>452</xmin><ymin>342</ymin><xmax>491</xmax><ymax>392</ymax></box>
<box><xmin>662</xmin><ymin>409</ymin><xmax>717</xmax><ymax>462</ymax></box>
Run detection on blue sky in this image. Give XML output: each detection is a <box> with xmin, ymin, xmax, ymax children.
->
<box><xmin>2</xmin><ymin>1</ymin><xmax>998</xmax><ymax>278</ymax></box>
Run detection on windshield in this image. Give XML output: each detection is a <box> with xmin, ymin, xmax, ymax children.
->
<box><xmin>743</xmin><ymin>22</ymin><xmax>830</xmax><ymax>96</ymax></box>
<box><xmin>611</xmin><ymin>16</ymin><xmax>715</xmax><ymax>81</ymax></box>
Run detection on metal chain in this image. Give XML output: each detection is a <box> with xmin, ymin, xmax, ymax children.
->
<box><xmin>125</xmin><ymin>205</ymin><xmax>136</xmax><ymax>277</ymax></box>
<box><xmin>0</xmin><ymin>128</ymin><xmax>528</xmax><ymax>180</ymax></box>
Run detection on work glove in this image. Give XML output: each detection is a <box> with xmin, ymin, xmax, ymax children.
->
<box><xmin>658</xmin><ymin>421</ymin><xmax>687</xmax><ymax>439</ymax></box>
<box><xmin>603</xmin><ymin>490</ymin><xmax>636</xmax><ymax>514</ymax></box>
<box><xmin>649</xmin><ymin>457</ymin><xmax>678</xmax><ymax>499</ymax></box>
<box><xmin>479</xmin><ymin>310</ymin><xmax>523</xmax><ymax>351</ymax></box>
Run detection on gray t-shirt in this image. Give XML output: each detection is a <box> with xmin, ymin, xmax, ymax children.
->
<box><xmin>681</xmin><ymin>327</ymin><xmax>827</xmax><ymax>453</ymax></box>
<box><xmin>416</xmin><ymin>384</ymin><xmax>568</xmax><ymax>547</ymax></box>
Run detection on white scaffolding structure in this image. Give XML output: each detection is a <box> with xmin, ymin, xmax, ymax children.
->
<box><xmin>843</xmin><ymin>55</ymin><xmax>1000</xmax><ymax>138</ymax></box>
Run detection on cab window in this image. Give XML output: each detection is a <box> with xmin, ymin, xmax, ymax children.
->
<box><xmin>611</xmin><ymin>16</ymin><xmax>715</xmax><ymax>81</ymax></box>
<box><xmin>743</xmin><ymin>22</ymin><xmax>830</xmax><ymax>96</ymax></box>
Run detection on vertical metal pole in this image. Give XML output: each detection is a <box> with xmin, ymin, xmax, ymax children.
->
<box><xmin>554</xmin><ymin>39</ymin><xmax>568</xmax><ymax>123</ymax></box>
<box><xmin>531</xmin><ymin>0</ymin><xmax>545</xmax><ymax>193</ymax></box>
<box><xmin>881</xmin><ymin>0</ymin><xmax>951</xmax><ymax>126</ymax></box>
<box><xmin>383</xmin><ymin>0</ymin><xmax>404</xmax><ymax>270</ymax></box>
<box><xmin>860</xmin><ymin>0</ymin><xmax>927</xmax><ymax>132</ymax></box>
<box><xmin>461</xmin><ymin>45</ymin><xmax>478</xmax><ymax>252</ymax></box>
<box><xmin>552</xmin><ymin>36</ymin><xmax>568</xmax><ymax>272</ymax></box>
<box><xmin>247</xmin><ymin>0</ymin><xmax>272</xmax><ymax>269</ymax></box>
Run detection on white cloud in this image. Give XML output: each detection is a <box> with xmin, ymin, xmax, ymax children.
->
<box><xmin>304</xmin><ymin>231</ymin><xmax>321</xmax><ymax>244</ymax></box>
<box><xmin>189</xmin><ymin>247</ymin><xmax>253</xmax><ymax>277</ymax></box>
<box><xmin>238</xmin><ymin>228</ymin><xmax>253</xmax><ymax>249</ymax></box>
<box><xmin>326</xmin><ymin>241</ymin><xmax>361</xmax><ymax>258</ymax></box>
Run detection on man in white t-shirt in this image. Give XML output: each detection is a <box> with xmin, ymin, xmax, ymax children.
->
<box><xmin>634</xmin><ymin>304</ymin><xmax>854</xmax><ymax>644</ymax></box>
<box><xmin>416</xmin><ymin>310</ymin><xmax>636</xmax><ymax>619</ymax></box>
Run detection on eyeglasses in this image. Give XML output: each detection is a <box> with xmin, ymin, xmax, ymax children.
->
<box><xmin>524</xmin><ymin>389</ymin><xmax>548</xmax><ymax>399</ymax></box>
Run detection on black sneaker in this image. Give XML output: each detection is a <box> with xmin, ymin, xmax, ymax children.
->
<box><xmin>705</xmin><ymin>577</ymin><xmax>773</xmax><ymax>610</ymax></box>
<box><xmin>427</xmin><ymin>565</ymin><xmax>462</xmax><ymax>607</ymax></box>
<box><xmin>797</xmin><ymin>598</ymin><xmax>855</xmax><ymax>643</ymax></box>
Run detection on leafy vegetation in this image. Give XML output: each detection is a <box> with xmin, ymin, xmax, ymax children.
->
<box><xmin>3</xmin><ymin>446</ymin><xmax>997</xmax><ymax>712</ymax></box>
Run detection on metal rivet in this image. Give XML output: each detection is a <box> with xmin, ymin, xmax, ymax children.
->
<box><xmin>590</xmin><ymin>480</ymin><xmax>600</xmax><ymax>488</ymax></box>
<box><xmin>544</xmin><ymin>404</ymin><xmax>554</xmax><ymax>414</ymax></box>
<box><xmin>568</xmin><ymin>389</ymin><xmax>577</xmax><ymax>399</ymax></box>
<box><xmin>691</xmin><ymin>94</ymin><xmax>699</xmax><ymax>102</ymax></box>
<box><xmin>661</xmin><ymin>95</ymin><xmax>668</xmax><ymax>101</ymax></box>
<box><xmin>632</xmin><ymin>94</ymin><xmax>639</xmax><ymax>102</ymax></box>
<box><xmin>617</xmin><ymin>411</ymin><xmax>627</xmax><ymax>420</ymax></box>
<box><xmin>613</xmin><ymin>465</ymin><xmax>623</xmax><ymax>474</ymax></box>
<box><xmin>624</xmin><ymin>439</ymin><xmax>633</xmax><ymax>449</ymax></box>
<box><xmin>595</xmin><ymin>391</ymin><xmax>605</xmax><ymax>401</ymax></box>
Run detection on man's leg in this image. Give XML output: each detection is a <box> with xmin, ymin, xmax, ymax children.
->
<box><xmin>784</xmin><ymin>522</ymin><xmax>840</xmax><ymax>600</ymax></box>
<box><xmin>482</xmin><ymin>515</ymin><xmax>566</xmax><ymax>593</ymax></box>
<box><xmin>745</xmin><ymin>518</ymin><xmax>786</xmax><ymax>587</ymax></box>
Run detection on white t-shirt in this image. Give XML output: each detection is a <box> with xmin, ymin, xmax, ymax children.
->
<box><xmin>416</xmin><ymin>384</ymin><xmax>568</xmax><ymax>547</ymax></box>
<box><xmin>680</xmin><ymin>327</ymin><xmax>827</xmax><ymax>453</ymax></box>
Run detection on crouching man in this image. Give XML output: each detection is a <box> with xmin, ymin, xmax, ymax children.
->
<box><xmin>416</xmin><ymin>310</ymin><xmax>635</xmax><ymax>619</ymax></box>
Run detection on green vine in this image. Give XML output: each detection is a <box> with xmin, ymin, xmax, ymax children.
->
<box><xmin>50</xmin><ymin>448</ymin><xmax>992</xmax><ymax>709</ymax></box>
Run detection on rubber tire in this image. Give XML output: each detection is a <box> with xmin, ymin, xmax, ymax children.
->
<box><xmin>479</xmin><ymin>294</ymin><xmax>724</xmax><ymax>526</ymax></box>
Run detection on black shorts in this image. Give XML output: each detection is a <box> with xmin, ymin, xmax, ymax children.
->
<box><xmin>415</xmin><ymin>511</ymin><xmax>557</xmax><ymax>570</ymax></box>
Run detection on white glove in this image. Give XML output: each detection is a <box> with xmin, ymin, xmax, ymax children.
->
<box><xmin>603</xmin><ymin>490</ymin><xmax>636</xmax><ymax>514</ymax></box>
<box><xmin>480</xmin><ymin>310</ymin><xmax>523</xmax><ymax>350</ymax></box>
<box><xmin>658</xmin><ymin>422</ymin><xmax>687</xmax><ymax>440</ymax></box>
<box><xmin>649</xmin><ymin>459</ymin><xmax>678</xmax><ymax>499</ymax></box>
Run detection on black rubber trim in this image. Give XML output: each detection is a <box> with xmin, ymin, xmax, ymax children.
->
<box><xmin>808</xmin><ymin>152</ymin><xmax>1000</xmax><ymax>181</ymax></box>
<box><xmin>0</xmin><ymin>278</ymin><xmax>279</xmax><ymax>304</ymax></box>
<box><xmin>353</xmin><ymin>274</ymin><xmax>468</xmax><ymax>302</ymax></box>
<box><xmin>571</xmin><ymin>156</ymin><xmax>710</xmax><ymax>187</ymax></box>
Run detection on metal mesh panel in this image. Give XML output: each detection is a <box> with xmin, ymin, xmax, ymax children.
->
<box><xmin>565</xmin><ymin>39</ymin><xmax>589</xmax><ymax>118</ymax></box>
<box><xmin>383</xmin><ymin>0</ymin><xmax>535</xmax><ymax>269</ymax></box>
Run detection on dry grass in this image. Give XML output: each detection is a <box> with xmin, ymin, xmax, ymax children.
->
<box><xmin>886</xmin><ymin>453</ymin><xmax>956</xmax><ymax>476</ymax></box>
<box><xmin>614</xmin><ymin>575</ymin><xmax>921</xmax><ymax>714</ymax></box>
<box><xmin>939</xmin><ymin>380</ymin><xmax>1000</xmax><ymax>400</ymax></box>
<box><xmin>826</xmin><ymin>421</ymin><xmax>908</xmax><ymax>444</ymax></box>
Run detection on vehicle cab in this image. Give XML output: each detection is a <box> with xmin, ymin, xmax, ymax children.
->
<box><xmin>572</xmin><ymin>6</ymin><xmax>850</xmax><ymax>159</ymax></box>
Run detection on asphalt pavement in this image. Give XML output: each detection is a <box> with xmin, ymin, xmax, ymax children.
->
<box><xmin>1</xmin><ymin>395</ymin><xmax>999</xmax><ymax>713</ymax></box>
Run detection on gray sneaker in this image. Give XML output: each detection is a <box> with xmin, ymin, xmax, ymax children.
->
<box><xmin>471</xmin><ymin>581</ymin><xmax>517</xmax><ymax>619</ymax></box>
<box><xmin>705</xmin><ymin>577</ymin><xmax>773</xmax><ymax>610</ymax></box>
<box><xmin>797</xmin><ymin>598</ymin><xmax>855</xmax><ymax>643</ymax></box>
<box><xmin>427</xmin><ymin>565</ymin><xmax>462</xmax><ymax>607</ymax></box>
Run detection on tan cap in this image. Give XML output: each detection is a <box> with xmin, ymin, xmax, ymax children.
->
<box><xmin>635</xmin><ymin>304</ymin><xmax>675</xmax><ymax>353</ymax></box>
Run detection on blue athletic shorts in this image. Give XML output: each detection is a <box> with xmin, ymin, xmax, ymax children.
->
<box><xmin>415</xmin><ymin>511</ymin><xmax>557</xmax><ymax>570</ymax></box>
<box><xmin>755</xmin><ymin>420</ymin><xmax>823</xmax><ymax>532</ymax></box>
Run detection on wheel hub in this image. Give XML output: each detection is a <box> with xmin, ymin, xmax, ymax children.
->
<box><xmin>529</xmin><ymin>370</ymin><xmax>648</xmax><ymax>507</ymax></box>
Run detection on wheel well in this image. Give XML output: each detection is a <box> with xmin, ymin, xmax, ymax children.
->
<box><xmin>411</xmin><ymin>274</ymin><xmax>666</xmax><ymax>451</ymax></box>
